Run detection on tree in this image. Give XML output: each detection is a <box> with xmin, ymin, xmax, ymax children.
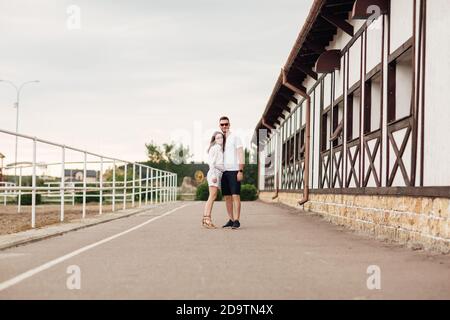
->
<box><xmin>145</xmin><ymin>141</ymin><xmax>192</xmax><ymax>164</ymax></box>
<box><xmin>171</xmin><ymin>144</ymin><xmax>192</xmax><ymax>164</ymax></box>
<box><xmin>145</xmin><ymin>141</ymin><xmax>164</xmax><ymax>163</ymax></box>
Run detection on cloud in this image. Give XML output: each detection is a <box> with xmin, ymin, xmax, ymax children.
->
<box><xmin>0</xmin><ymin>0</ymin><xmax>312</xmax><ymax>163</ymax></box>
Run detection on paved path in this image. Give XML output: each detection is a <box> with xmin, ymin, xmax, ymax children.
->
<box><xmin>0</xmin><ymin>201</ymin><xmax>449</xmax><ymax>299</ymax></box>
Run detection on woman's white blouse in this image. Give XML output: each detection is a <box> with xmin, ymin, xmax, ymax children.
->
<box><xmin>208</xmin><ymin>144</ymin><xmax>224</xmax><ymax>178</ymax></box>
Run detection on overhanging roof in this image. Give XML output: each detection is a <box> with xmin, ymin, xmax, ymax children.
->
<box><xmin>256</xmin><ymin>0</ymin><xmax>358</xmax><ymax>133</ymax></box>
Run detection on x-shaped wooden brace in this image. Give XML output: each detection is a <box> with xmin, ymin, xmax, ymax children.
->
<box><xmin>388</xmin><ymin>126</ymin><xmax>412</xmax><ymax>187</ymax></box>
<box><xmin>346</xmin><ymin>144</ymin><xmax>360</xmax><ymax>187</ymax></box>
<box><xmin>332</xmin><ymin>150</ymin><xmax>343</xmax><ymax>188</ymax></box>
<box><xmin>298</xmin><ymin>161</ymin><xmax>305</xmax><ymax>189</ymax></box>
<box><xmin>364</xmin><ymin>137</ymin><xmax>381</xmax><ymax>187</ymax></box>
<box><xmin>321</xmin><ymin>153</ymin><xmax>331</xmax><ymax>188</ymax></box>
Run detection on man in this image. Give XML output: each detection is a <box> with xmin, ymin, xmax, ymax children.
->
<box><xmin>219</xmin><ymin>116</ymin><xmax>244</xmax><ymax>229</ymax></box>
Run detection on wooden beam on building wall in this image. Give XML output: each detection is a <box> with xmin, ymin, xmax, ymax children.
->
<box><xmin>292</xmin><ymin>63</ymin><xmax>319</xmax><ymax>80</ymax></box>
<box><xmin>278</xmin><ymin>91</ymin><xmax>298</xmax><ymax>105</ymax></box>
<box><xmin>321</xmin><ymin>12</ymin><xmax>354</xmax><ymax>36</ymax></box>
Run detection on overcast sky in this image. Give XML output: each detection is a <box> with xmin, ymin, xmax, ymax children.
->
<box><xmin>0</xmin><ymin>0</ymin><xmax>312</xmax><ymax>164</ymax></box>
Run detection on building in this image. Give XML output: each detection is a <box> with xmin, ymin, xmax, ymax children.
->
<box><xmin>255</xmin><ymin>0</ymin><xmax>450</xmax><ymax>252</ymax></box>
<box><xmin>64</xmin><ymin>169</ymin><xmax>99</xmax><ymax>183</ymax></box>
<box><xmin>0</xmin><ymin>152</ymin><xmax>4</xmax><ymax>182</ymax></box>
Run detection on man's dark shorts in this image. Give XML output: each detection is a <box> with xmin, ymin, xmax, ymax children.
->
<box><xmin>221</xmin><ymin>171</ymin><xmax>241</xmax><ymax>196</ymax></box>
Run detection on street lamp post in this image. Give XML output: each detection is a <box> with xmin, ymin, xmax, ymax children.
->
<box><xmin>0</xmin><ymin>80</ymin><xmax>40</xmax><ymax>184</ymax></box>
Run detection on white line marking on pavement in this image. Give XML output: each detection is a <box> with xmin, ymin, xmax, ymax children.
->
<box><xmin>0</xmin><ymin>203</ymin><xmax>193</xmax><ymax>292</ymax></box>
<box><xmin>0</xmin><ymin>253</ymin><xmax>28</xmax><ymax>259</ymax></box>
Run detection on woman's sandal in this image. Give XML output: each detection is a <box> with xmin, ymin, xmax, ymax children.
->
<box><xmin>202</xmin><ymin>216</ymin><xmax>217</xmax><ymax>229</ymax></box>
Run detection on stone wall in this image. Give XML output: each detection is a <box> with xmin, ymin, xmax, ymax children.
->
<box><xmin>259</xmin><ymin>191</ymin><xmax>450</xmax><ymax>253</ymax></box>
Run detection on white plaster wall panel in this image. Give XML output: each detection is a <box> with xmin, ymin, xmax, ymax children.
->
<box><xmin>366</xmin><ymin>17</ymin><xmax>383</xmax><ymax>72</ymax></box>
<box><xmin>424</xmin><ymin>0</ymin><xmax>450</xmax><ymax>186</ymax></box>
<box><xmin>371</xmin><ymin>75</ymin><xmax>382</xmax><ymax>132</ymax></box>
<box><xmin>390</xmin><ymin>0</ymin><xmax>413</xmax><ymax>54</ymax></box>
<box><xmin>395</xmin><ymin>54</ymin><xmax>413</xmax><ymax>121</ymax></box>
<box><xmin>324</xmin><ymin>74</ymin><xmax>332</xmax><ymax>107</ymax></box>
<box><xmin>352</xmin><ymin>90</ymin><xmax>361</xmax><ymax>141</ymax></box>
<box><xmin>349</xmin><ymin>38</ymin><xmax>362</xmax><ymax>87</ymax></box>
<box><xmin>335</xmin><ymin>58</ymin><xmax>344</xmax><ymax>98</ymax></box>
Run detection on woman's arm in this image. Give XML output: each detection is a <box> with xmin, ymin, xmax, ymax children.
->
<box><xmin>213</xmin><ymin>146</ymin><xmax>225</xmax><ymax>172</ymax></box>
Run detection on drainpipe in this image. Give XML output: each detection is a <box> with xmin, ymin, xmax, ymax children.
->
<box><xmin>261</xmin><ymin>118</ymin><xmax>279</xmax><ymax>200</ymax></box>
<box><xmin>281</xmin><ymin>68</ymin><xmax>311</xmax><ymax>206</ymax></box>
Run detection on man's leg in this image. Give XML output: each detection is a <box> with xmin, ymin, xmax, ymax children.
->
<box><xmin>225</xmin><ymin>195</ymin><xmax>234</xmax><ymax>221</ymax></box>
<box><xmin>221</xmin><ymin>172</ymin><xmax>234</xmax><ymax>228</ymax></box>
<box><xmin>232</xmin><ymin>195</ymin><xmax>241</xmax><ymax>221</ymax></box>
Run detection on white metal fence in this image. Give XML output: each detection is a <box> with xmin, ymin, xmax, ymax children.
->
<box><xmin>0</xmin><ymin>128</ymin><xmax>177</xmax><ymax>228</ymax></box>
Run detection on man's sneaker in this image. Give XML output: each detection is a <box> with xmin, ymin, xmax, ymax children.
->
<box><xmin>222</xmin><ymin>219</ymin><xmax>234</xmax><ymax>228</ymax></box>
<box><xmin>232</xmin><ymin>220</ymin><xmax>240</xmax><ymax>229</ymax></box>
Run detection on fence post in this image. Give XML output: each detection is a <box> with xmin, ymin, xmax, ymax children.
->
<box><xmin>162</xmin><ymin>171</ymin><xmax>165</xmax><ymax>203</ymax></box>
<box><xmin>18</xmin><ymin>167</ymin><xmax>22</xmax><ymax>213</ymax></box>
<box><xmin>173</xmin><ymin>174</ymin><xmax>176</xmax><ymax>202</ymax></box>
<box><xmin>138</xmin><ymin>164</ymin><xmax>142</xmax><ymax>207</ymax></box>
<box><xmin>123</xmin><ymin>163</ymin><xmax>127</xmax><ymax>210</ymax></box>
<box><xmin>31</xmin><ymin>138</ymin><xmax>37</xmax><ymax>228</ymax></box>
<box><xmin>60</xmin><ymin>146</ymin><xmax>65</xmax><ymax>222</ymax></box>
<box><xmin>82</xmin><ymin>152</ymin><xmax>87</xmax><ymax>219</ymax></box>
<box><xmin>172</xmin><ymin>174</ymin><xmax>175</xmax><ymax>202</ymax></box>
<box><xmin>165</xmin><ymin>172</ymin><xmax>168</xmax><ymax>203</ymax></box>
<box><xmin>132</xmin><ymin>163</ymin><xmax>135</xmax><ymax>207</ymax></box>
<box><xmin>112</xmin><ymin>160</ymin><xmax>116</xmax><ymax>212</ymax></box>
<box><xmin>156</xmin><ymin>170</ymin><xmax>160</xmax><ymax>204</ymax></box>
<box><xmin>165</xmin><ymin>173</ymin><xmax>168</xmax><ymax>203</ymax></box>
<box><xmin>99</xmin><ymin>157</ymin><xmax>103</xmax><ymax>215</ymax></box>
<box><xmin>163</xmin><ymin>172</ymin><xmax>166</xmax><ymax>203</ymax></box>
<box><xmin>145</xmin><ymin>167</ymin><xmax>149</xmax><ymax>205</ymax></box>
<box><xmin>159</xmin><ymin>171</ymin><xmax>162</xmax><ymax>204</ymax></box>
<box><xmin>150</xmin><ymin>168</ymin><xmax>154</xmax><ymax>204</ymax></box>
<box><xmin>169</xmin><ymin>174</ymin><xmax>172</xmax><ymax>202</ymax></box>
<box><xmin>175</xmin><ymin>174</ymin><xmax>178</xmax><ymax>201</ymax></box>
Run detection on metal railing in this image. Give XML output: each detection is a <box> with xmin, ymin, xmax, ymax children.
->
<box><xmin>0</xmin><ymin>128</ymin><xmax>178</xmax><ymax>228</ymax></box>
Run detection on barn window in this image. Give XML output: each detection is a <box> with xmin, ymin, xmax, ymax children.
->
<box><xmin>364</xmin><ymin>72</ymin><xmax>382</xmax><ymax>134</ymax></box>
<box><xmin>346</xmin><ymin>88</ymin><xmax>361</xmax><ymax>141</ymax></box>
<box><xmin>388</xmin><ymin>48</ymin><xmax>413</xmax><ymax>123</ymax></box>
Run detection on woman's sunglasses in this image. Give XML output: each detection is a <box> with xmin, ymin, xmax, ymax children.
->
<box><xmin>220</xmin><ymin>123</ymin><xmax>230</xmax><ymax>127</ymax></box>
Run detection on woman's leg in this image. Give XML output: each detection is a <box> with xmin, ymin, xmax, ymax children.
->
<box><xmin>203</xmin><ymin>186</ymin><xmax>218</xmax><ymax>218</ymax></box>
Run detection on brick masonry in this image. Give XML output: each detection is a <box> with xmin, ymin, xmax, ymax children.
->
<box><xmin>259</xmin><ymin>191</ymin><xmax>450</xmax><ymax>253</ymax></box>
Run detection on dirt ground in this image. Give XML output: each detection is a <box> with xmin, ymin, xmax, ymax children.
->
<box><xmin>0</xmin><ymin>203</ymin><xmax>120</xmax><ymax>235</ymax></box>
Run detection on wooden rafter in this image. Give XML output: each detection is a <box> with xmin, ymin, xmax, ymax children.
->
<box><xmin>292</xmin><ymin>63</ymin><xmax>318</xmax><ymax>80</ymax></box>
<box><xmin>321</xmin><ymin>12</ymin><xmax>354</xmax><ymax>36</ymax></box>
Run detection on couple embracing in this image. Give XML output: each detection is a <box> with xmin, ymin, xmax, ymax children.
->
<box><xmin>202</xmin><ymin>116</ymin><xmax>244</xmax><ymax>230</ymax></box>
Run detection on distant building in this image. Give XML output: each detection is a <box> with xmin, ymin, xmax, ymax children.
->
<box><xmin>0</xmin><ymin>152</ymin><xmax>4</xmax><ymax>182</ymax></box>
<box><xmin>64</xmin><ymin>169</ymin><xmax>98</xmax><ymax>183</ymax></box>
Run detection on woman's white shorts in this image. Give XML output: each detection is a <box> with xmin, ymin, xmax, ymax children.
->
<box><xmin>207</xmin><ymin>170</ymin><xmax>222</xmax><ymax>188</ymax></box>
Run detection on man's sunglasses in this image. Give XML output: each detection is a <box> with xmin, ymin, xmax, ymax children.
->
<box><xmin>220</xmin><ymin>123</ymin><xmax>230</xmax><ymax>127</ymax></box>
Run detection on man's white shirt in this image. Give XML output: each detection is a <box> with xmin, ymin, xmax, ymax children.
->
<box><xmin>224</xmin><ymin>131</ymin><xmax>243</xmax><ymax>171</ymax></box>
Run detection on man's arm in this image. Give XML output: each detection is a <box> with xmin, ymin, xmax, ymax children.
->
<box><xmin>237</xmin><ymin>146</ymin><xmax>244</xmax><ymax>181</ymax></box>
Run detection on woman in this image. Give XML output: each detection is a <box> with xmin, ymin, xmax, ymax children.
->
<box><xmin>202</xmin><ymin>131</ymin><xmax>225</xmax><ymax>229</ymax></box>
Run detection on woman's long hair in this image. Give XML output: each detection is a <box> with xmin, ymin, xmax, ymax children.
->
<box><xmin>208</xmin><ymin>131</ymin><xmax>225</xmax><ymax>153</ymax></box>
